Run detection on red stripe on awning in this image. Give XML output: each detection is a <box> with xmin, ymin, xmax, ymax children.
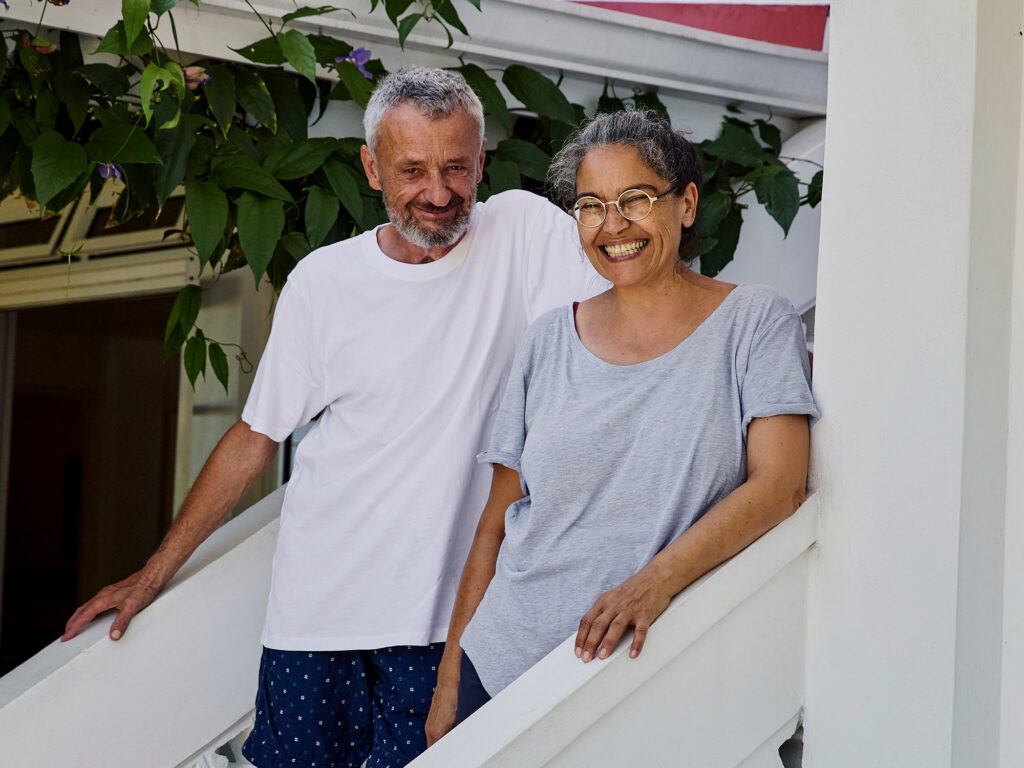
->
<box><xmin>577</xmin><ymin>3</ymin><xmax>829</xmax><ymax>50</ymax></box>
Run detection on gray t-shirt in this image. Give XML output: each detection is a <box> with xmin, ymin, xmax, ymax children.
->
<box><xmin>459</xmin><ymin>284</ymin><xmax>819</xmax><ymax>695</ymax></box>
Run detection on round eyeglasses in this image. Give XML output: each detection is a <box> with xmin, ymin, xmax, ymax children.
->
<box><xmin>570</xmin><ymin>187</ymin><xmax>675</xmax><ymax>228</ymax></box>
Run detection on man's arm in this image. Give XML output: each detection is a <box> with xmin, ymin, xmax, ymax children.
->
<box><xmin>62</xmin><ymin>419</ymin><xmax>279</xmax><ymax>642</ymax></box>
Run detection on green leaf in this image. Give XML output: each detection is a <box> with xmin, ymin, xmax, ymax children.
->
<box><xmin>631</xmin><ymin>91</ymin><xmax>669</xmax><ymax>122</ymax></box>
<box><xmin>208</xmin><ymin>342</ymin><xmax>229</xmax><ymax>393</ymax></box>
<box><xmin>435</xmin><ymin>1</ymin><xmax>468</xmax><ymax>35</ymax></box>
<box><xmin>233</xmin><ymin>67</ymin><xmax>278</xmax><ymax>133</ymax></box>
<box><xmin>495</xmin><ymin>138</ymin><xmax>550</xmax><ymax>181</ymax></box>
<box><xmin>150</xmin><ymin>0</ymin><xmax>180</xmax><ymax>15</ymax></box>
<box><xmin>0</xmin><ymin>100</ymin><xmax>11</xmax><ymax>138</ymax></box>
<box><xmin>283</xmin><ymin>5</ymin><xmax>340</xmax><ymax>24</ymax></box>
<box><xmin>322</xmin><ymin>158</ymin><xmax>364</xmax><ymax>222</ymax></box>
<box><xmin>122</xmin><ymin>0</ymin><xmax>152</xmax><ymax>52</ymax></box>
<box><xmin>701</xmin><ymin>121</ymin><xmax>769</xmax><ymax>167</ymax></box>
<box><xmin>464</xmin><ymin>0</ymin><xmax>481</xmax><ymax>9</ymax></box>
<box><xmin>502</xmin><ymin>65</ymin><xmax>576</xmax><ymax>125</ymax></box>
<box><xmin>231</xmin><ymin>36</ymin><xmax>287</xmax><ymax>66</ymax></box>
<box><xmin>29</xmin><ymin>131</ymin><xmax>88</xmax><ymax>212</ymax></box>
<box><xmin>485</xmin><ymin>157</ymin><xmax>520</xmax><ymax>194</ymax></box>
<box><xmin>59</xmin><ymin>31</ymin><xmax>84</xmax><ymax>70</ymax></box>
<box><xmin>80</xmin><ymin>64</ymin><xmax>130</xmax><ymax>98</ymax></box>
<box><xmin>164</xmin><ymin>283</ymin><xmax>202</xmax><ymax>357</ymax></box>
<box><xmin>697</xmin><ymin>191</ymin><xmax>733</xmax><ymax>235</ymax></box>
<box><xmin>184</xmin><ymin>180</ymin><xmax>228</xmax><ymax>267</ymax></box>
<box><xmin>698</xmin><ymin>205</ymin><xmax>742</xmax><ymax>277</ymax></box>
<box><xmin>209</xmin><ymin>155</ymin><xmax>294</xmax><ymax>202</ymax></box>
<box><xmin>236</xmin><ymin>192</ymin><xmax>285</xmax><ymax>285</ymax></box>
<box><xmin>397</xmin><ymin>13</ymin><xmax>424</xmax><ymax>48</ymax></box>
<box><xmin>94</xmin><ymin>21</ymin><xmax>154</xmax><ymax>57</ymax></box>
<box><xmin>279</xmin><ymin>29</ymin><xmax>317</xmax><ymax>85</ymax></box>
<box><xmin>204</xmin><ymin>64</ymin><xmax>236</xmax><ymax>138</ymax></box>
<box><xmin>12</xmin><ymin>110</ymin><xmax>39</xmax><ymax>144</ymax></box>
<box><xmin>806</xmin><ymin>170</ymin><xmax>823</xmax><ymax>208</ymax></box>
<box><xmin>34</xmin><ymin>88</ymin><xmax>59</xmax><ymax>132</ymax></box>
<box><xmin>385</xmin><ymin>0</ymin><xmax>415</xmax><ymax>25</ymax></box>
<box><xmin>304</xmin><ymin>186</ymin><xmax>339</xmax><ymax>248</ymax></box>
<box><xmin>597</xmin><ymin>86</ymin><xmax>626</xmax><ymax>116</ymax></box>
<box><xmin>158</xmin><ymin>62</ymin><xmax>187</xmax><ymax>129</ymax></box>
<box><xmin>333</xmin><ymin>62</ymin><xmax>374</xmax><ymax>109</ymax></box>
<box><xmin>154</xmin><ymin>113</ymin><xmax>202</xmax><ymax>209</ymax></box>
<box><xmin>308</xmin><ymin>34</ymin><xmax>353</xmax><ymax>66</ymax></box>
<box><xmin>262</xmin><ymin>69</ymin><xmax>310</xmax><ymax>141</ymax></box>
<box><xmin>140</xmin><ymin>62</ymin><xmax>167</xmax><ymax>126</ymax></box>
<box><xmin>54</xmin><ymin>71</ymin><xmax>90</xmax><ymax>135</ymax></box>
<box><xmin>753</xmin><ymin>165</ymin><xmax>799</xmax><ymax>236</ymax></box>
<box><xmin>86</xmin><ymin>123</ymin><xmax>163</xmax><ymax>165</ymax></box>
<box><xmin>280</xmin><ymin>230</ymin><xmax>312</xmax><ymax>262</ymax></box>
<box><xmin>18</xmin><ymin>47</ymin><xmax>51</xmax><ymax>98</ymax></box>
<box><xmin>184</xmin><ymin>333</ymin><xmax>207</xmax><ymax>387</ymax></box>
<box><xmin>264</xmin><ymin>138</ymin><xmax>339</xmax><ymax>179</ymax></box>
<box><xmin>456</xmin><ymin>64</ymin><xmax>511</xmax><ymax>134</ymax></box>
<box><xmin>303</xmin><ymin>185</ymin><xmax>339</xmax><ymax>247</ymax></box>
<box><xmin>754</xmin><ymin>119</ymin><xmax>782</xmax><ymax>155</ymax></box>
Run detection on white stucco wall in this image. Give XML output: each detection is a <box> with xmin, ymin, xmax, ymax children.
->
<box><xmin>804</xmin><ymin>1</ymin><xmax>1023</xmax><ymax>765</ymax></box>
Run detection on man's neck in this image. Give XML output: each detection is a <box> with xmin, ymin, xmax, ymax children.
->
<box><xmin>376</xmin><ymin>224</ymin><xmax>465</xmax><ymax>264</ymax></box>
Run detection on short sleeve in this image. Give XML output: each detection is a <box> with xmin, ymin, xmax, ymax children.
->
<box><xmin>740</xmin><ymin>310</ymin><xmax>819</xmax><ymax>430</ymax></box>
<box><xmin>241</xmin><ymin>278</ymin><xmax>328</xmax><ymax>441</ymax></box>
<box><xmin>476</xmin><ymin>347</ymin><xmax>528</xmax><ymax>472</ymax></box>
<box><xmin>523</xmin><ymin>196</ymin><xmax>608</xmax><ymax>321</ymax></box>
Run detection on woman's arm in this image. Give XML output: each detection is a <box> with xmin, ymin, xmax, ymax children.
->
<box><xmin>425</xmin><ymin>463</ymin><xmax>524</xmax><ymax>746</ymax></box>
<box><xmin>574</xmin><ymin>413</ymin><xmax>810</xmax><ymax>663</ymax></box>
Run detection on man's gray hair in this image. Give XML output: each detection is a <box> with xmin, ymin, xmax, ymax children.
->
<box><xmin>363</xmin><ymin>67</ymin><xmax>485</xmax><ymax>153</ymax></box>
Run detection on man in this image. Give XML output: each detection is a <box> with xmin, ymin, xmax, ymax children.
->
<box><xmin>62</xmin><ymin>67</ymin><xmax>604</xmax><ymax>767</ymax></box>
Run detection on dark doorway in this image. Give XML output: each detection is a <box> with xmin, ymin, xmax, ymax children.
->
<box><xmin>1</xmin><ymin>294</ymin><xmax>180</xmax><ymax>674</ymax></box>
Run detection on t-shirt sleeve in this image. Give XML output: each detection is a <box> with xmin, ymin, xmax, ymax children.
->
<box><xmin>477</xmin><ymin>346</ymin><xmax>528</xmax><ymax>472</ymax></box>
<box><xmin>740</xmin><ymin>308</ymin><xmax>819</xmax><ymax>430</ymax></box>
<box><xmin>523</xmin><ymin>196</ymin><xmax>608</xmax><ymax>321</ymax></box>
<box><xmin>241</xmin><ymin>277</ymin><xmax>328</xmax><ymax>441</ymax></box>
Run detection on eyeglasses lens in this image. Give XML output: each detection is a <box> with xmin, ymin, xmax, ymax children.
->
<box><xmin>573</xmin><ymin>190</ymin><xmax>654</xmax><ymax>227</ymax></box>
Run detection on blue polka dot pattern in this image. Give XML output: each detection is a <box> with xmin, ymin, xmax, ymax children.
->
<box><xmin>242</xmin><ymin>644</ymin><xmax>444</xmax><ymax>768</ymax></box>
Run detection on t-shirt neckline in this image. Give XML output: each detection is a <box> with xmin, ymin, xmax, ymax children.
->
<box><xmin>567</xmin><ymin>285</ymin><xmax>741</xmax><ymax>371</ymax></box>
<box><xmin>363</xmin><ymin>204</ymin><xmax>481</xmax><ymax>281</ymax></box>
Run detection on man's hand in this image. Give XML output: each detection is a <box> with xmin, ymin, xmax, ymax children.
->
<box><xmin>574</xmin><ymin>567</ymin><xmax>673</xmax><ymax>663</ymax></box>
<box><xmin>425</xmin><ymin>677</ymin><xmax>459</xmax><ymax>747</ymax></box>
<box><xmin>62</xmin><ymin>569</ymin><xmax>165</xmax><ymax>641</ymax></box>
<box><xmin>60</xmin><ymin>419</ymin><xmax>278</xmax><ymax>644</ymax></box>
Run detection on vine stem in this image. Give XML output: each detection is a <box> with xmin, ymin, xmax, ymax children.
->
<box><xmin>35</xmin><ymin>0</ymin><xmax>49</xmax><ymax>39</ymax></box>
<box><xmin>241</xmin><ymin>0</ymin><xmax>277</xmax><ymax>38</ymax></box>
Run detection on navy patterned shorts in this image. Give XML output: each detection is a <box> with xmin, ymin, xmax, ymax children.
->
<box><xmin>242</xmin><ymin>644</ymin><xmax>445</xmax><ymax>768</ymax></box>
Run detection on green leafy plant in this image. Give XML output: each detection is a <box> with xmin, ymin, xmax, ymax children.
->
<box><xmin>0</xmin><ymin>2</ymin><xmax>820</xmax><ymax>391</ymax></box>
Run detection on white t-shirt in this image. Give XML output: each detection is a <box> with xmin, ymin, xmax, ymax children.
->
<box><xmin>241</xmin><ymin>190</ymin><xmax>606</xmax><ymax>651</ymax></box>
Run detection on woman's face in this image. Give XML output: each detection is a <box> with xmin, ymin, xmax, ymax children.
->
<box><xmin>574</xmin><ymin>144</ymin><xmax>697</xmax><ymax>289</ymax></box>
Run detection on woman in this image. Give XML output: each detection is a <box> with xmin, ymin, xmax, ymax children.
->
<box><xmin>425</xmin><ymin>110</ymin><xmax>819</xmax><ymax>742</ymax></box>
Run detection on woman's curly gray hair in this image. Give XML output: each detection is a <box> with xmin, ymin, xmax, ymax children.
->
<box><xmin>546</xmin><ymin>109</ymin><xmax>702</xmax><ymax>257</ymax></box>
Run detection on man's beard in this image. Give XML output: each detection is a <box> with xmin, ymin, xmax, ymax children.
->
<box><xmin>383</xmin><ymin>191</ymin><xmax>474</xmax><ymax>249</ymax></box>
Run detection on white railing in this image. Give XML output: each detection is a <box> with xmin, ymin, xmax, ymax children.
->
<box><xmin>0</xmin><ymin>486</ymin><xmax>284</xmax><ymax>767</ymax></box>
<box><xmin>412</xmin><ymin>493</ymin><xmax>820</xmax><ymax>768</ymax></box>
<box><xmin>0</xmin><ymin>488</ymin><xmax>817</xmax><ymax>767</ymax></box>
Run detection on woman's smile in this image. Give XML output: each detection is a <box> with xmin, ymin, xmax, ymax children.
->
<box><xmin>601</xmin><ymin>238</ymin><xmax>649</xmax><ymax>261</ymax></box>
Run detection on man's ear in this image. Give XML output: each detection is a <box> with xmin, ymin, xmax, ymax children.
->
<box><xmin>361</xmin><ymin>145</ymin><xmax>383</xmax><ymax>191</ymax></box>
<box><xmin>476</xmin><ymin>137</ymin><xmax>487</xmax><ymax>184</ymax></box>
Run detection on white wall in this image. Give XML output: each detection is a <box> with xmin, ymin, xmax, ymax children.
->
<box><xmin>804</xmin><ymin>1</ymin><xmax>1023</xmax><ymax>765</ymax></box>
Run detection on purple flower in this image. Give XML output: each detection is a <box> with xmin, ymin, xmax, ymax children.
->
<box><xmin>333</xmin><ymin>47</ymin><xmax>373</xmax><ymax>80</ymax></box>
<box><xmin>98</xmin><ymin>164</ymin><xmax>123</xmax><ymax>182</ymax></box>
<box><xmin>183</xmin><ymin>66</ymin><xmax>211</xmax><ymax>91</ymax></box>
<box><xmin>47</xmin><ymin>0</ymin><xmax>71</xmax><ymax>6</ymax></box>
<box><xmin>0</xmin><ymin>0</ymin><xmax>9</xmax><ymax>11</ymax></box>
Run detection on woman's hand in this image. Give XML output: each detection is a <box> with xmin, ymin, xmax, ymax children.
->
<box><xmin>574</xmin><ymin>565</ymin><xmax>674</xmax><ymax>662</ymax></box>
<box><xmin>425</xmin><ymin>673</ymin><xmax>459</xmax><ymax>746</ymax></box>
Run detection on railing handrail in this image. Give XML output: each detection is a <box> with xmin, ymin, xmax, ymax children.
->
<box><xmin>411</xmin><ymin>492</ymin><xmax>820</xmax><ymax>767</ymax></box>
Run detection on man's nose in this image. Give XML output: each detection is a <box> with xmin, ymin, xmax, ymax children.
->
<box><xmin>420</xmin><ymin>170</ymin><xmax>453</xmax><ymax>207</ymax></box>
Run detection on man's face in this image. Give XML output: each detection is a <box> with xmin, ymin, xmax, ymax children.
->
<box><xmin>361</xmin><ymin>104</ymin><xmax>485</xmax><ymax>249</ymax></box>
